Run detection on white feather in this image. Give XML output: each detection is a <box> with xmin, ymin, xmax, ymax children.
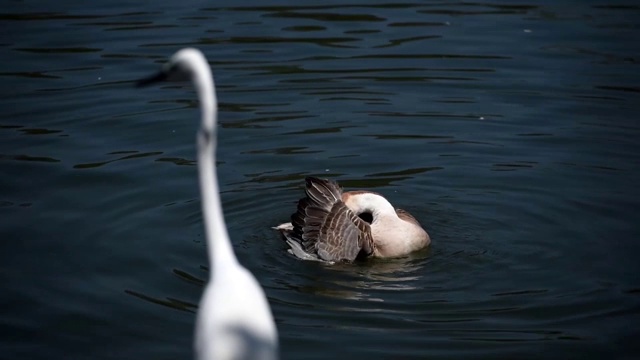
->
<box><xmin>140</xmin><ymin>48</ymin><xmax>279</xmax><ymax>360</ymax></box>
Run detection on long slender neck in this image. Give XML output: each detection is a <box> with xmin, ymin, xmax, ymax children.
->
<box><xmin>193</xmin><ymin>63</ymin><xmax>239</xmax><ymax>277</ymax></box>
<box><xmin>344</xmin><ymin>192</ymin><xmax>397</xmax><ymax>221</ymax></box>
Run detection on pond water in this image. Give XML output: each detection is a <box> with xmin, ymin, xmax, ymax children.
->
<box><xmin>1</xmin><ymin>1</ymin><xmax>639</xmax><ymax>359</ymax></box>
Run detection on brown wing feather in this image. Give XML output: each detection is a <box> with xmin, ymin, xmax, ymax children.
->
<box><xmin>305</xmin><ymin>177</ymin><xmax>342</xmax><ymax>206</ymax></box>
<box><xmin>290</xmin><ymin>177</ymin><xmax>374</xmax><ymax>262</ymax></box>
<box><xmin>316</xmin><ymin>202</ymin><xmax>373</xmax><ymax>261</ymax></box>
<box><xmin>290</xmin><ymin>177</ymin><xmax>342</xmax><ymax>253</ymax></box>
<box><xmin>395</xmin><ymin>208</ymin><xmax>423</xmax><ymax>227</ymax></box>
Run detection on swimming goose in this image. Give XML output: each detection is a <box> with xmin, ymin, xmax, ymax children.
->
<box><xmin>275</xmin><ymin>177</ymin><xmax>430</xmax><ymax>262</ymax></box>
<box><xmin>137</xmin><ymin>48</ymin><xmax>278</xmax><ymax>360</ymax></box>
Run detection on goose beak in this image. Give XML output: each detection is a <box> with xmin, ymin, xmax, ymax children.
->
<box><xmin>136</xmin><ymin>70</ymin><xmax>169</xmax><ymax>88</ymax></box>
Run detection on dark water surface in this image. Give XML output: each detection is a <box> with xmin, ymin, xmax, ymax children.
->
<box><xmin>2</xmin><ymin>1</ymin><xmax>639</xmax><ymax>359</ymax></box>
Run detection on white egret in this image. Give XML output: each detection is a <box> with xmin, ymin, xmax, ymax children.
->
<box><xmin>138</xmin><ymin>48</ymin><xmax>279</xmax><ymax>360</ymax></box>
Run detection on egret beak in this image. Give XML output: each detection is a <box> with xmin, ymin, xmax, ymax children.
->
<box><xmin>136</xmin><ymin>70</ymin><xmax>169</xmax><ymax>87</ymax></box>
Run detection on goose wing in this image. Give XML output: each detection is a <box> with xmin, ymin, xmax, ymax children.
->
<box><xmin>395</xmin><ymin>208</ymin><xmax>423</xmax><ymax>227</ymax></box>
<box><xmin>291</xmin><ymin>177</ymin><xmax>374</xmax><ymax>262</ymax></box>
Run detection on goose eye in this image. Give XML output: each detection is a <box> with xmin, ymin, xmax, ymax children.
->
<box><xmin>358</xmin><ymin>212</ymin><xmax>373</xmax><ymax>224</ymax></box>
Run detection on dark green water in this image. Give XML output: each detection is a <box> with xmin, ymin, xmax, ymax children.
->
<box><xmin>1</xmin><ymin>1</ymin><xmax>639</xmax><ymax>359</ymax></box>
